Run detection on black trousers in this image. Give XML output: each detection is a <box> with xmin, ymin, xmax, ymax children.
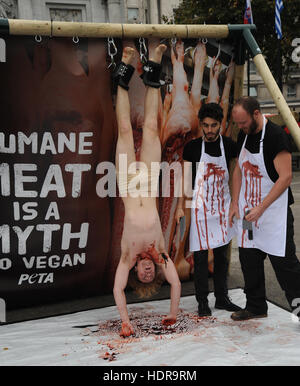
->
<box><xmin>239</xmin><ymin>206</ymin><xmax>300</xmax><ymax>314</ymax></box>
<box><xmin>194</xmin><ymin>243</ymin><xmax>230</xmax><ymax>302</ymax></box>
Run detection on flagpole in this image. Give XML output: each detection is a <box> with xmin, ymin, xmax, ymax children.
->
<box><xmin>247</xmin><ymin>50</ymin><xmax>251</xmax><ymax>96</ymax></box>
<box><xmin>275</xmin><ymin>0</ymin><xmax>283</xmax><ymax>91</ymax></box>
<box><xmin>244</xmin><ymin>0</ymin><xmax>253</xmax><ymax>96</ymax></box>
<box><xmin>277</xmin><ymin>38</ymin><xmax>283</xmax><ymax>92</ymax></box>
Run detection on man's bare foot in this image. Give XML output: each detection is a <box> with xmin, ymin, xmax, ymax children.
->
<box><xmin>122</xmin><ymin>47</ymin><xmax>135</xmax><ymax>66</ymax></box>
<box><xmin>149</xmin><ymin>44</ymin><xmax>167</xmax><ymax>64</ymax></box>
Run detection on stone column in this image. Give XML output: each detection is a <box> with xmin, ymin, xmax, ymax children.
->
<box><xmin>17</xmin><ymin>0</ymin><xmax>33</xmax><ymax>20</ymax></box>
<box><xmin>31</xmin><ymin>0</ymin><xmax>45</xmax><ymax>20</ymax></box>
<box><xmin>148</xmin><ymin>0</ymin><xmax>159</xmax><ymax>24</ymax></box>
<box><xmin>107</xmin><ymin>0</ymin><xmax>122</xmax><ymax>23</ymax></box>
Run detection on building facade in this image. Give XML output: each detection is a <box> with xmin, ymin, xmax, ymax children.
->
<box><xmin>0</xmin><ymin>0</ymin><xmax>181</xmax><ymax>24</ymax></box>
<box><xmin>244</xmin><ymin>58</ymin><xmax>300</xmax><ymax>116</ymax></box>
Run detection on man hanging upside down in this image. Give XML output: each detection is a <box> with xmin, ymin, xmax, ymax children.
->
<box><xmin>112</xmin><ymin>44</ymin><xmax>181</xmax><ymax>338</ymax></box>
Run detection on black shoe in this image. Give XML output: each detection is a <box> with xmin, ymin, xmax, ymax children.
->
<box><xmin>231</xmin><ymin>309</ymin><xmax>268</xmax><ymax>321</ymax></box>
<box><xmin>198</xmin><ymin>300</ymin><xmax>212</xmax><ymax>317</ymax></box>
<box><xmin>215</xmin><ymin>296</ymin><xmax>242</xmax><ymax>312</ymax></box>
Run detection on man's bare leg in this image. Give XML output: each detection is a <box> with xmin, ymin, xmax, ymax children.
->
<box><xmin>115</xmin><ymin>47</ymin><xmax>136</xmax><ymax>175</ymax></box>
<box><xmin>140</xmin><ymin>44</ymin><xmax>166</xmax><ymax>167</ymax></box>
<box><xmin>140</xmin><ymin>44</ymin><xmax>166</xmax><ymax>204</ymax></box>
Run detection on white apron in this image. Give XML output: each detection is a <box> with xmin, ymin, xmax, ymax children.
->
<box><xmin>237</xmin><ymin>117</ymin><xmax>288</xmax><ymax>257</ymax></box>
<box><xmin>190</xmin><ymin>136</ymin><xmax>235</xmax><ymax>251</ymax></box>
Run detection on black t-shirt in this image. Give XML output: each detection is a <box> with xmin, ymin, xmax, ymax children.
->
<box><xmin>237</xmin><ymin>119</ymin><xmax>294</xmax><ymax>205</ymax></box>
<box><xmin>183</xmin><ymin>135</ymin><xmax>238</xmax><ymax>189</ymax></box>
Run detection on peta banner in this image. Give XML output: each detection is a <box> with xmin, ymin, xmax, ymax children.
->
<box><xmin>0</xmin><ymin>35</ymin><xmax>235</xmax><ymax>310</ymax></box>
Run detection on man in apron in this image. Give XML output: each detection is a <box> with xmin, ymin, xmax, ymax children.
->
<box><xmin>177</xmin><ymin>103</ymin><xmax>241</xmax><ymax>316</ymax></box>
<box><xmin>229</xmin><ymin>96</ymin><xmax>300</xmax><ymax>321</ymax></box>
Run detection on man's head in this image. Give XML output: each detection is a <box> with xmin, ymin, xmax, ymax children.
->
<box><xmin>232</xmin><ymin>96</ymin><xmax>262</xmax><ymax>135</ymax></box>
<box><xmin>198</xmin><ymin>103</ymin><xmax>223</xmax><ymax>142</ymax></box>
<box><xmin>128</xmin><ymin>250</ymin><xmax>163</xmax><ymax>298</ymax></box>
<box><xmin>135</xmin><ymin>252</ymin><xmax>156</xmax><ymax>283</ymax></box>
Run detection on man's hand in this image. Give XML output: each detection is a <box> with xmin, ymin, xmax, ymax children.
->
<box><xmin>162</xmin><ymin>315</ymin><xmax>177</xmax><ymax>326</ymax></box>
<box><xmin>175</xmin><ymin>207</ymin><xmax>185</xmax><ymax>224</ymax></box>
<box><xmin>145</xmin><ymin>243</ymin><xmax>169</xmax><ymax>265</ymax></box>
<box><xmin>120</xmin><ymin>321</ymin><xmax>134</xmax><ymax>338</ymax></box>
<box><xmin>245</xmin><ymin>205</ymin><xmax>264</xmax><ymax>223</ymax></box>
<box><xmin>229</xmin><ymin>202</ymin><xmax>240</xmax><ymax>227</ymax></box>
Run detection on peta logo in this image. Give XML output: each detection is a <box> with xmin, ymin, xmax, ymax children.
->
<box><xmin>291</xmin><ymin>38</ymin><xmax>300</xmax><ymax>64</ymax></box>
<box><xmin>0</xmin><ymin>298</ymin><xmax>6</xmax><ymax>322</ymax></box>
<box><xmin>0</xmin><ymin>38</ymin><xmax>6</xmax><ymax>62</ymax></box>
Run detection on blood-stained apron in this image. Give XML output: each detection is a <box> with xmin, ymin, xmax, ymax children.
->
<box><xmin>190</xmin><ymin>136</ymin><xmax>235</xmax><ymax>251</ymax></box>
<box><xmin>237</xmin><ymin>117</ymin><xmax>288</xmax><ymax>256</ymax></box>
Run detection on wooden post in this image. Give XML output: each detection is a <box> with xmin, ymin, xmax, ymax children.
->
<box><xmin>242</xmin><ymin>28</ymin><xmax>300</xmax><ymax>151</ymax></box>
<box><xmin>232</xmin><ymin>64</ymin><xmax>245</xmax><ymax>141</ymax></box>
<box><xmin>253</xmin><ymin>54</ymin><xmax>300</xmax><ymax>150</ymax></box>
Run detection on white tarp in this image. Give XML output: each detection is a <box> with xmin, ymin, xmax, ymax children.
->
<box><xmin>1</xmin><ymin>289</ymin><xmax>300</xmax><ymax>366</ymax></box>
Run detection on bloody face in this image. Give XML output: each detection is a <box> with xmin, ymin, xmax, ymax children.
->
<box><xmin>201</xmin><ymin>117</ymin><xmax>221</xmax><ymax>142</ymax></box>
<box><xmin>135</xmin><ymin>253</ymin><xmax>156</xmax><ymax>283</ymax></box>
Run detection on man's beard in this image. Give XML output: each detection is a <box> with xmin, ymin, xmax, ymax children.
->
<box><xmin>203</xmin><ymin>128</ymin><xmax>221</xmax><ymax>142</ymax></box>
<box><xmin>249</xmin><ymin>118</ymin><xmax>258</xmax><ymax>134</ymax></box>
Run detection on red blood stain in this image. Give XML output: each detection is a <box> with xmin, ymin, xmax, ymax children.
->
<box><xmin>136</xmin><ymin>242</ymin><xmax>165</xmax><ymax>265</ymax></box>
<box><xmin>194</xmin><ymin>163</ymin><xmax>226</xmax><ymax>249</ymax></box>
<box><xmin>162</xmin><ymin>317</ymin><xmax>176</xmax><ymax>326</ymax></box>
<box><xmin>241</xmin><ymin>161</ymin><xmax>263</xmax><ymax>247</ymax></box>
<box><xmin>88</xmin><ymin>310</ymin><xmax>264</xmax><ymax>362</ymax></box>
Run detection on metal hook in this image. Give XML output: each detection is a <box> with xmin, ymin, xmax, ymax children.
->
<box><xmin>212</xmin><ymin>42</ymin><xmax>221</xmax><ymax>71</ymax></box>
<box><xmin>201</xmin><ymin>21</ymin><xmax>208</xmax><ymax>44</ymax></box>
<box><xmin>107</xmin><ymin>37</ymin><xmax>118</xmax><ymax>70</ymax></box>
<box><xmin>73</xmin><ymin>36</ymin><xmax>79</xmax><ymax>44</ymax></box>
<box><xmin>171</xmin><ymin>37</ymin><xmax>178</xmax><ymax>59</ymax></box>
<box><xmin>184</xmin><ymin>46</ymin><xmax>193</xmax><ymax>56</ymax></box>
<box><xmin>35</xmin><ymin>35</ymin><xmax>42</xmax><ymax>43</ymax></box>
<box><xmin>139</xmin><ymin>37</ymin><xmax>147</xmax><ymax>64</ymax></box>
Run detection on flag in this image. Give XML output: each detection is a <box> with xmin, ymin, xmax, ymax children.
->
<box><xmin>244</xmin><ymin>0</ymin><xmax>253</xmax><ymax>24</ymax></box>
<box><xmin>275</xmin><ymin>0</ymin><xmax>284</xmax><ymax>39</ymax></box>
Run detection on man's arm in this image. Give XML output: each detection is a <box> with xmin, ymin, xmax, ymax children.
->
<box><xmin>229</xmin><ymin>160</ymin><xmax>242</xmax><ymax>227</ymax></box>
<box><xmin>175</xmin><ymin>160</ymin><xmax>193</xmax><ymax>223</ymax></box>
<box><xmin>113</xmin><ymin>258</ymin><xmax>134</xmax><ymax>336</ymax></box>
<box><xmin>161</xmin><ymin>258</ymin><xmax>181</xmax><ymax>325</ymax></box>
<box><xmin>246</xmin><ymin>150</ymin><xmax>292</xmax><ymax>222</ymax></box>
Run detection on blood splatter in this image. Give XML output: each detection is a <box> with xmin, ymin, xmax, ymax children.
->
<box><xmin>241</xmin><ymin>161</ymin><xmax>263</xmax><ymax>247</ymax></box>
<box><xmin>82</xmin><ymin>309</ymin><xmax>263</xmax><ymax>362</ymax></box>
<box><xmin>194</xmin><ymin>162</ymin><xmax>226</xmax><ymax>249</ymax></box>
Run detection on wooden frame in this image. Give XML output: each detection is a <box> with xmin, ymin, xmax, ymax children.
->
<box><xmin>0</xmin><ymin>18</ymin><xmax>298</xmax><ymax>149</ymax></box>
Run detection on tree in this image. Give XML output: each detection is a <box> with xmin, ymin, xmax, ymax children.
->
<box><xmin>173</xmin><ymin>0</ymin><xmax>300</xmax><ymax>81</ymax></box>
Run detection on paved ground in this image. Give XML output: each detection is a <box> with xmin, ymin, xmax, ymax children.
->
<box><xmin>5</xmin><ymin>172</ymin><xmax>300</xmax><ymax>324</ymax></box>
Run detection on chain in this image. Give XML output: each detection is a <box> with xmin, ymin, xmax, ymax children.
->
<box><xmin>139</xmin><ymin>37</ymin><xmax>147</xmax><ymax>64</ymax></box>
<box><xmin>107</xmin><ymin>37</ymin><xmax>118</xmax><ymax>69</ymax></box>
